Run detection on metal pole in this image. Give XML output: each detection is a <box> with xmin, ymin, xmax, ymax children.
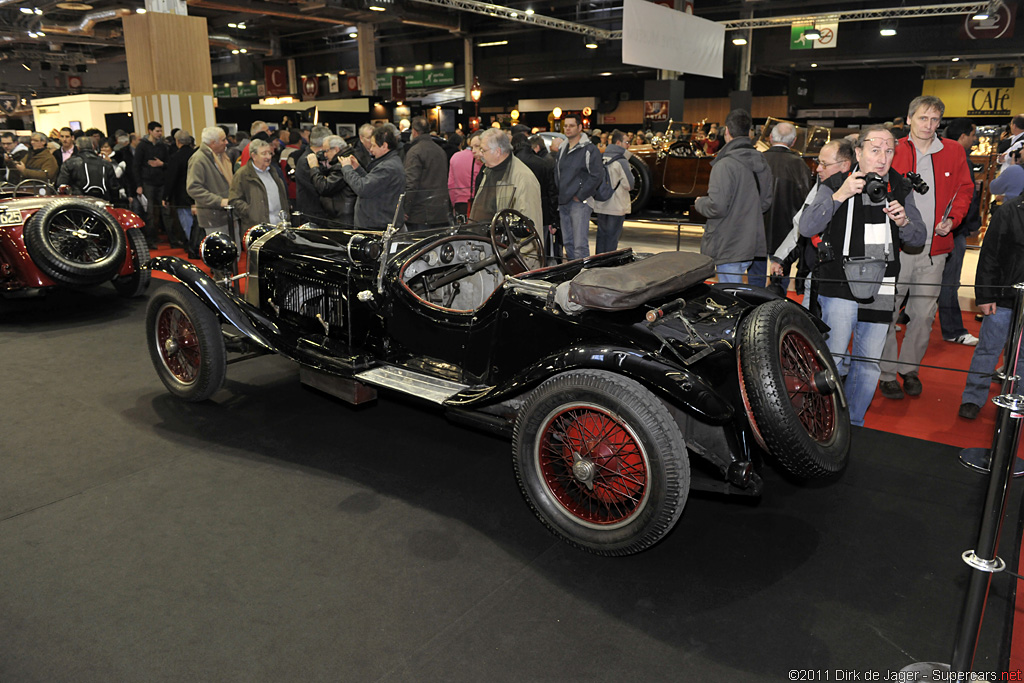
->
<box><xmin>949</xmin><ymin>283</ymin><xmax>1024</xmax><ymax>673</ymax></box>
<box><xmin>903</xmin><ymin>283</ymin><xmax>1024</xmax><ymax>679</ymax></box>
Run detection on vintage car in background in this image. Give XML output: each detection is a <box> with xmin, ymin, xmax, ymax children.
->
<box><xmin>144</xmin><ymin>189</ymin><xmax>850</xmax><ymax>556</ymax></box>
<box><xmin>627</xmin><ymin>117</ymin><xmax>831</xmax><ymax>215</ymax></box>
<box><xmin>0</xmin><ymin>180</ymin><xmax>150</xmax><ymax>299</ymax></box>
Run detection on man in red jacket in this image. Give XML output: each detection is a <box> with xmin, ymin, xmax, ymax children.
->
<box><xmin>878</xmin><ymin>95</ymin><xmax>974</xmax><ymax>400</ymax></box>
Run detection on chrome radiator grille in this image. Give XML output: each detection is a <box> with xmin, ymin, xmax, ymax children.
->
<box><xmin>273</xmin><ymin>269</ymin><xmax>345</xmax><ymax>327</ymax></box>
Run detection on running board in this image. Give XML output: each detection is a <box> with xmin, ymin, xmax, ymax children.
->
<box><xmin>354</xmin><ymin>366</ymin><xmax>469</xmax><ymax>404</ymax></box>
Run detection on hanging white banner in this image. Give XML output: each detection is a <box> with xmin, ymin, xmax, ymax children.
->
<box><xmin>622</xmin><ymin>0</ymin><xmax>724</xmax><ymax>79</ymax></box>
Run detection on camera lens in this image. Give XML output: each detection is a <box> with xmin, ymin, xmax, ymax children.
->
<box><xmin>863</xmin><ymin>172</ymin><xmax>888</xmax><ymax>202</ymax></box>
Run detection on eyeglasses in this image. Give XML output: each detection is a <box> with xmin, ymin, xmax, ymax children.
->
<box><xmin>817</xmin><ymin>160</ymin><xmax>843</xmax><ymax>168</ymax></box>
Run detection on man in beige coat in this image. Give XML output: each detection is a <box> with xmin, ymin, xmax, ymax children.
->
<box><xmin>228</xmin><ymin>138</ymin><xmax>289</xmax><ymax>231</ymax></box>
<box><xmin>470</xmin><ymin>128</ymin><xmax>543</xmax><ymax>230</ymax></box>
<box><xmin>187</xmin><ymin>127</ymin><xmax>234</xmax><ymax>243</ymax></box>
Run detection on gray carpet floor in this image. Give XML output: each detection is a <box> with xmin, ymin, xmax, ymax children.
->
<box><xmin>0</xmin><ymin>283</ymin><xmax>1014</xmax><ymax>682</ymax></box>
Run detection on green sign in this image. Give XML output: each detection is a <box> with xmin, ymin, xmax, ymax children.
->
<box><xmin>790</xmin><ymin>23</ymin><xmax>837</xmax><ymax>50</ymax></box>
<box><xmin>213</xmin><ymin>83</ymin><xmax>261</xmax><ymax>98</ymax></box>
<box><xmin>376</xmin><ymin>67</ymin><xmax>455</xmax><ymax>89</ymax></box>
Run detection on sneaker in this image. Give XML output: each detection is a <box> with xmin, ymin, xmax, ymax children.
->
<box><xmin>945</xmin><ymin>332</ymin><xmax>979</xmax><ymax>346</ymax></box>
<box><xmin>958</xmin><ymin>402</ymin><xmax>981</xmax><ymax>419</ymax></box>
<box><xmin>901</xmin><ymin>373</ymin><xmax>923</xmax><ymax>396</ymax></box>
<box><xmin>879</xmin><ymin>380</ymin><xmax>904</xmax><ymax>400</ymax></box>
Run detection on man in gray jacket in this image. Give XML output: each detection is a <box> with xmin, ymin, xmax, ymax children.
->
<box><xmin>338</xmin><ymin>124</ymin><xmax>405</xmax><ymax>230</ymax></box>
<box><xmin>186</xmin><ymin>126</ymin><xmax>234</xmax><ymax>244</ymax></box>
<box><xmin>694</xmin><ymin>109</ymin><xmax>773</xmax><ymax>284</ymax></box>
<box><xmin>555</xmin><ymin>114</ymin><xmax>603</xmax><ymax>260</ymax></box>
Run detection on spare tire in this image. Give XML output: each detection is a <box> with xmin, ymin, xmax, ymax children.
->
<box><xmin>23</xmin><ymin>199</ymin><xmax>126</xmax><ymax>286</ymax></box>
<box><xmin>628</xmin><ymin>155</ymin><xmax>652</xmax><ymax>215</ymax></box>
<box><xmin>737</xmin><ymin>299</ymin><xmax>850</xmax><ymax>480</ymax></box>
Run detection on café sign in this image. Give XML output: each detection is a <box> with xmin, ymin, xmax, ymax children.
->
<box><xmin>968</xmin><ymin>78</ymin><xmax>1013</xmax><ymax>116</ymax></box>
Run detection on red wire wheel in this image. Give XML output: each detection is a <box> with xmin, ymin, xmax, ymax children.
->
<box><xmin>536</xmin><ymin>403</ymin><xmax>650</xmax><ymax>527</ymax></box>
<box><xmin>514</xmin><ymin>370</ymin><xmax>689</xmax><ymax>556</ymax></box>
<box><xmin>156</xmin><ymin>303</ymin><xmax>202</xmax><ymax>385</ymax></box>
<box><xmin>738</xmin><ymin>300</ymin><xmax>850</xmax><ymax>480</ymax></box>
<box><xmin>146</xmin><ymin>283</ymin><xmax>226</xmax><ymax>402</ymax></box>
<box><xmin>779</xmin><ymin>330</ymin><xmax>837</xmax><ymax>442</ymax></box>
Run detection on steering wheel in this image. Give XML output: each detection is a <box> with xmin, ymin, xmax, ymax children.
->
<box><xmin>489</xmin><ymin>208</ymin><xmax>543</xmax><ymax>275</ymax></box>
<box><xmin>14</xmin><ymin>179</ymin><xmax>57</xmax><ymax>197</ymax></box>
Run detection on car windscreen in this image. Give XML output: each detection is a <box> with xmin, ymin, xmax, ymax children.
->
<box><xmin>390</xmin><ymin>189</ymin><xmax>455</xmax><ymax>231</ymax></box>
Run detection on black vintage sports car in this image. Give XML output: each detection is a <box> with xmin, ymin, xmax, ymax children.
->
<box><xmin>144</xmin><ymin>190</ymin><xmax>849</xmax><ymax>556</ymax></box>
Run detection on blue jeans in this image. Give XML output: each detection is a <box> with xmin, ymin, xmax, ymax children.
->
<box><xmin>819</xmin><ymin>295</ymin><xmax>889</xmax><ymax>427</ymax></box>
<box><xmin>595</xmin><ymin>213</ymin><xmax>624</xmax><ymax>254</ymax></box>
<box><xmin>962</xmin><ymin>307</ymin><xmax>1017</xmax><ymax>406</ymax></box>
<box><xmin>938</xmin><ymin>232</ymin><xmax>968</xmax><ymax>339</ymax></box>
<box><xmin>177</xmin><ymin>208</ymin><xmax>193</xmax><ymax>240</ymax></box>
<box><xmin>717</xmin><ymin>259</ymin><xmax>765</xmax><ymax>285</ymax></box>
<box><xmin>558</xmin><ymin>200</ymin><xmax>593</xmax><ymax>261</ymax></box>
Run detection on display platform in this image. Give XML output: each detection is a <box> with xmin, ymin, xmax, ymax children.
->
<box><xmin>0</xmin><ymin>285</ymin><xmax>1017</xmax><ymax>681</ymax></box>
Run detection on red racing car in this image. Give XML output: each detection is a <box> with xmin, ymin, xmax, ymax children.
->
<box><xmin>0</xmin><ymin>180</ymin><xmax>150</xmax><ymax>299</ymax></box>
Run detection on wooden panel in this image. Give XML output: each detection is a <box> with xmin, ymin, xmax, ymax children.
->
<box><xmin>123</xmin><ymin>13</ymin><xmax>212</xmax><ymax>95</ymax></box>
<box><xmin>681</xmin><ymin>96</ymin><xmax>790</xmax><ymax>126</ymax></box>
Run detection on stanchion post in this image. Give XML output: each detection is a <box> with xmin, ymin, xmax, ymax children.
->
<box><xmin>676</xmin><ymin>221</ymin><xmax>682</xmax><ymax>252</ymax></box>
<box><xmin>948</xmin><ymin>283</ymin><xmax>1024</xmax><ymax>673</ymax></box>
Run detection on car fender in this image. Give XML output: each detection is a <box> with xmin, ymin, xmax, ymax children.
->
<box><xmin>448</xmin><ymin>344</ymin><xmax>734</xmax><ymax>425</ymax></box>
<box><xmin>146</xmin><ymin>255</ymin><xmax>280</xmax><ymax>352</ymax></box>
<box><xmin>714</xmin><ymin>283</ymin><xmax>830</xmax><ymax>334</ymax></box>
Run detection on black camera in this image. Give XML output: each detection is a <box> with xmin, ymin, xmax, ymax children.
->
<box><xmin>862</xmin><ymin>172</ymin><xmax>888</xmax><ymax>203</ymax></box>
<box><xmin>817</xmin><ymin>240</ymin><xmax>835</xmax><ymax>264</ymax></box>
<box><xmin>905</xmin><ymin>171</ymin><xmax>928</xmax><ymax>195</ymax></box>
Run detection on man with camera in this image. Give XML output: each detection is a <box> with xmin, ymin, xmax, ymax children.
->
<box><xmin>877</xmin><ymin>96</ymin><xmax>975</xmax><ymax>401</ymax></box>
<box><xmin>799</xmin><ymin>126</ymin><xmax>926</xmax><ymax>427</ymax></box>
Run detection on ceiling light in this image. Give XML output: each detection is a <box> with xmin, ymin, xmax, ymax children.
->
<box><xmin>36</xmin><ymin>30</ymin><xmax>44</xmax><ymax>36</ymax></box>
<box><xmin>972</xmin><ymin>9</ymin><xmax>990</xmax><ymax>20</ymax></box>
<box><xmin>811</xmin><ymin>63</ymin><xmax>818</xmax><ymax>68</ymax></box>
<box><xmin>732</xmin><ymin>36</ymin><xmax>747</xmax><ymax>46</ymax></box>
<box><xmin>349</xmin><ymin>31</ymin><xmax>357</xmax><ymax>37</ymax></box>
<box><xmin>879</xmin><ymin>20</ymin><xmax>897</xmax><ymax>36</ymax></box>
<box><xmin>227</xmin><ymin>22</ymin><xmax>236</xmax><ymax>27</ymax></box>
<box><xmin>804</xmin><ymin>27</ymin><xmax>821</xmax><ymax>41</ymax></box>
<box><xmin>510</xmin><ymin>11</ymin><xmax>517</xmax><ymax>17</ymax></box>
<box><xmin>952</xmin><ymin>57</ymin><xmax>960</xmax><ymax>62</ymax></box>
<box><xmin>424</xmin><ymin>63</ymin><xmax>432</xmax><ymax>69</ymax></box>
<box><xmin>239</xmin><ymin>48</ymin><xmax>247</xmax><ymax>53</ymax></box>
<box><xmin>22</xmin><ymin>62</ymin><xmax>31</xmax><ymax>70</ymax></box>
<box><xmin>415</xmin><ymin>64</ymin><xmax>423</xmax><ymax>70</ymax></box>
<box><xmin>237</xmin><ymin>22</ymin><xmax>246</xmax><ymax>29</ymax></box>
<box><xmin>444</xmin><ymin>62</ymin><xmax>453</xmax><ymax>67</ymax></box>
<box><xmin>510</xmin><ymin>77</ymin><xmax>522</xmax><ymax>82</ymax></box>
<box><xmin>525</xmin><ymin>8</ymin><xmax>533</xmax><ymax>14</ymax></box>
<box><xmin>478</xmin><ymin>40</ymin><xmax>508</xmax><ymax>47</ymax></box>
<box><xmin>584</xmin><ymin>38</ymin><xmax>598</xmax><ymax>49</ymax></box>
<box><xmin>599</xmin><ymin>72</ymin><xmax>612</xmax><ymax>76</ymax></box>
<box><xmin>231</xmin><ymin>49</ymin><xmax>239</xmax><ymax>54</ymax></box>
<box><xmin>368</xmin><ymin>5</ymin><xmax>386</xmax><ymax>10</ymax></box>
<box><xmin>136</xmin><ymin>7</ymin><xmax>146</xmax><ymax>13</ymax></box>
<box><xmin>386</xmin><ymin>67</ymin><xmax>394</xmax><ymax>73</ymax></box>
<box><xmin>19</xmin><ymin>7</ymin><xmax>34</xmax><ymax>13</ymax></box>
<box><xmin>395</xmin><ymin>66</ymin><xmax>404</xmax><ymax>72</ymax></box>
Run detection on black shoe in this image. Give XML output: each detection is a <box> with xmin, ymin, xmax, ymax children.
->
<box><xmin>897</xmin><ymin>311</ymin><xmax>910</xmax><ymax>325</ymax></box>
<box><xmin>879</xmin><ymin>380</ymin><xmax>904</xmax><ymax>400</ymax></box>
<box><xmin>900</xmin><ymin>373</ymin><xmax>923</xmax><ymax>396</ymax></box>
<box><xmin>958</xmin><ymin>402</ymin><xmax>981</xmax><ymax>419</ymax></box>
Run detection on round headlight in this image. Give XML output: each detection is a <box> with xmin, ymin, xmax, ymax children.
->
<box><xmin>243</xmin><ymin>224</ymin><xmax>273</xmax><ymax>251</ymax></box>
<box><xmin>199</xmin><ymin>232</ymin><xmax>238</xmax><ymax>270</ymax></box>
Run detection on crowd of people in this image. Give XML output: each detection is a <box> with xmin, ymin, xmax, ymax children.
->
<box><xmin>3</xmin><ymin>104</ymin><xmax>1022</xmax><ymax>426</ymax></box>
<box><xmin>697</xmin><ymin>104</ymin><xmax>1022</xmax><ymax>427</ymax></box>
